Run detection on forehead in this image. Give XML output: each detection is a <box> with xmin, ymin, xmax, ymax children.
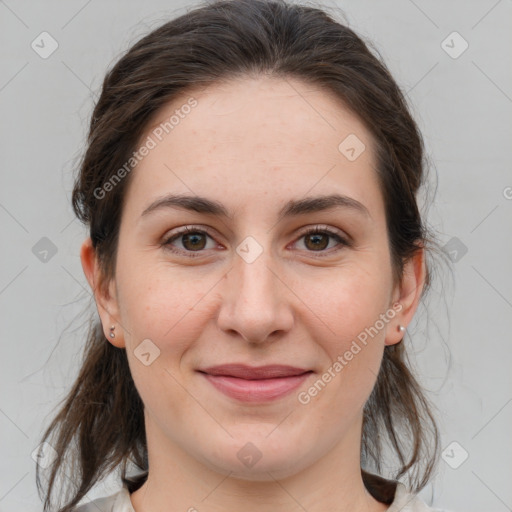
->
<box><xmin>124</xmin><ymin>76</ymin><xmax>382</xmax><ymax>220</ymax></box>
<box><xmin>144</xmin><ymin>76</ymin><xmax>372</xmax><ymax>152</ymax></box>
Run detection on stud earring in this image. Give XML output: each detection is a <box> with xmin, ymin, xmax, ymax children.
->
<box><xmin>109</xmin><ymin>325</ymin><xmax>116</xmax><ymax>338</ymax></box>
<box><xmin>398</xmin><ymin>325</ymin><xmax>405</xmax><ymax>333</ymax></box>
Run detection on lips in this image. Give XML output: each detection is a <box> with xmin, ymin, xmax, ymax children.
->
<box><xmin>198</xmin><ymin>364</ymin><xmax>310</xmax><ymax>379</ymax></box>
<box><xmin>197</xmin><ymin>364</ymin><xmax>313</xmax><ymax>402</ymax></box>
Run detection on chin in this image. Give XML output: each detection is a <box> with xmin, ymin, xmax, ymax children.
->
<box><xmin>204</xmin><ymin>454</ymin><xmax>309</xmax><ymax>482</ymax></box>
<box><xmin>195</xmin><ymin>432</ymin><xmax>313</xmax><ymax>481</ymax></box>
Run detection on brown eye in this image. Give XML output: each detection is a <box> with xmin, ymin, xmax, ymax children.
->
<box><xmin>304</xmin><ymin>232</ymin><xmax>330</xmax><ymax>251</ymax></box>
<box><xmin>295</xmin><ymin>227</ymin><xmax>349</xmax><ymax>255</ymax></box>
<box><xmin>162</xmin><ymin>227</ymin><xmax>218</xmax><ymax>257</ymax></box>
<box><xmin>181</xmin><ymin>232</ymin><xmax>207</xmax><ymax>251</ymax></box>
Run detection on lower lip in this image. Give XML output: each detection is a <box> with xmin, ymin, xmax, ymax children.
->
<box><xmin>200</xmin><ymin>372</ymin><xmax>312</xmax><ymax>402</ymax></box>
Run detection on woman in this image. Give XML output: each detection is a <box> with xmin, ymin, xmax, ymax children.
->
<box><xmin>36</xmin><ymin>0</ymin><xmax>449</xmax><ymax>510</ymax></box>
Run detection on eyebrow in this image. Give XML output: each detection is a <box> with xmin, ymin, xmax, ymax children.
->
<box><xmin>140</xmin><ymin>193</ymin><xmax>371</xmax><ymax>221</ymax></box>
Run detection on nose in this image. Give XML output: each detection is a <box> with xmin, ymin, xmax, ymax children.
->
<box><xmin>216</xmin><ymin>245</ymin><xmax>294</xmax><ymax>344</ymax></box>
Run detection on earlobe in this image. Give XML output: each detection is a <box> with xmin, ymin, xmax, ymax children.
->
<box><xmin>385</xmin><ymin>247</ymin><xmax>426</xmax><ymax>346</ymax></box>
<box><xmin>79</xmin><ymin>237</ymin><xmax>125</xmax><ymax>348</ymax></box>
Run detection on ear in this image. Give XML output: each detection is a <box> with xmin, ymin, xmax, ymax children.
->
<box><xmin>385</xmin><ymin>245</ymin><xmax>426</xmax><ymax>346</ymax></box>
<box><xmin>80</xmin><ymin>237</ymin><xmax>125</xmax><ymax>348</ymax></box>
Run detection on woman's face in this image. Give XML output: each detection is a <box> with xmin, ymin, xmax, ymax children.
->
<box><xmin>83</xmin><ymin>76</ymin><xmax>422</xmax><ymax>481</ymax></box>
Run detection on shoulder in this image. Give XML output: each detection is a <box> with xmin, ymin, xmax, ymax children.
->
<box><xmin>73</xmin><ymin>486</ymin><xmax>135</xmax><ymax>512</ymax></box>
<box><xmin>388</xmin><ymin>482</ymin><xmax>452</xmax><ymax>512</ymax></box>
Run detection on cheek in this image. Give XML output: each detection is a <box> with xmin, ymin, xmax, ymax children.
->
<box><xmin>116</xmin><ymin>259</ymin><xmax>215</xmax><ymax>354</ymax></box>
<box><xmin>305</xmin><ymin>264</ymin><xmax>392</xmax><ymax>346</ymax></box>
<box><xmin>117</xmin><ymin>270</ymin><xmax>214</xmax><ymax>424</ymax></box>
<box><xmin>297</xmin><ymin>264</ymin><xmax>391</xmax><ymax>411</ymax></box>
<box><xmin>302</xmin><ymin>282</ymin><xmax>389</xmax><ymax>424</ymax></box>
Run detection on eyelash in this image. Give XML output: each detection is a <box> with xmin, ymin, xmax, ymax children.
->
<box><xmin>161</xmin><ymin>225</ymin><xmax>350</xmax><ymax>259</ymax></box>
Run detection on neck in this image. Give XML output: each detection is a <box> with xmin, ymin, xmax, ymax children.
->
<box><xmin>129</xmin><ymin>415</ymin><xmax>390</xmax><ymax>512</ymax></box>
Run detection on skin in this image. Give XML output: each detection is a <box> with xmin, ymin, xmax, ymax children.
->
<box><xmin>81</xmin><ymin>76</ymin><xmax>425</xmax><ymax>512</ymax></box>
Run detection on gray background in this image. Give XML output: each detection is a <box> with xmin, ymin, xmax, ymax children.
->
<box><xmin>1</xmin><ymin>0</ymin><xmax>511</xmax><ymax>511</ymax></box>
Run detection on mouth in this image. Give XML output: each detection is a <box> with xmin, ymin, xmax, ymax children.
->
<box><xmin>197</xmin><ymin>364</ymin><xmax>313</xmax><ymax>402</ymax></box>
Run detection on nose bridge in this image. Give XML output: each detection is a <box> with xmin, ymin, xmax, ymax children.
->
<box><xmin>236</xmin><ymin>246</ymin><xmax>276</xmax><ymax>302</ymax></box>
<box><xmin>217</xmin><ymin>238</ymin><xmax>293</xmax><ymax>342</ymax></box>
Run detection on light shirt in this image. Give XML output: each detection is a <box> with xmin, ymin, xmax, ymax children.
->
<box><xmin>73</xmin><ymin>481</ymin><xmax>449</xmax><ymax>511</ymax></box>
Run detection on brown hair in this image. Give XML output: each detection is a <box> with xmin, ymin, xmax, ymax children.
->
<box><xmin>36</xmin><ymin>1</ymin><xmax>444</xmax><ymax>510</ymax></box>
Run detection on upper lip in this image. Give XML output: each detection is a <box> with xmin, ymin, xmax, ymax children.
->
<box><xmin>198</xmin><ymin>364</ymin><xmax>311</xmax><ymax>380</ymax></box>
